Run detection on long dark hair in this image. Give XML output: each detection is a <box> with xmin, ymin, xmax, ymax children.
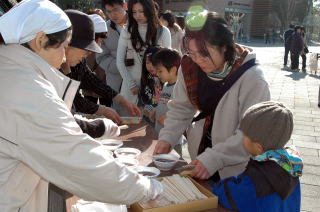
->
<box><xmin>183</xmin><ymin>12</ymin><xmax>236</xmax><ymax>66</ymax></box>
<box><xmin>160</xmin><ymin>10</ymin><xmax>180</xmax><ymax>32</ymax></box>
<box><xmin>44</xmin><ymin>27</ymin><xmax>72</xmax><ymax>49</ymax></box>
<box><xmin>128</xmin><ymin>0</ymin><xmax>161</xmax><ymax>52</ymax></box>
<box><xmin>139</xmin><ymin>45</ymin><xmax>162</xmax><ymax>106</ymax></box>
<box><xmin>176</xmin><ymin>16</ymin><xmax>185</xmax><ymax>30</ymax></box>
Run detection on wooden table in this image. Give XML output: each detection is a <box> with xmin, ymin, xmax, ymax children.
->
<box><xmin>66</xmin><ymin>121</ymin><xmax>231</xmax><ymax>212</ymax></box>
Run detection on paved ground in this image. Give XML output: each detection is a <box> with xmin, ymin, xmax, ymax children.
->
<box><xmin>182</xmin><ymin>41</ymin><xmax>320</xmax><ymax>212</ymax></box>
<box><xmin>255</xmin><ymin>43</ymin><xmax>320</xmax><ymax>212</ymax></box>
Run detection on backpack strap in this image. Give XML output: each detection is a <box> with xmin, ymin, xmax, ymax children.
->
<box><xmin>223</xmin><ymin>58</ymin><xmax>256</xmax><ymax>91</ymax></box>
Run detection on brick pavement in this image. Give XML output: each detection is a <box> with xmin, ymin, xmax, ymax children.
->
<box><xmin>260</xmin><ymin>45</ymin><xmax>320</xmax><ymax>212</ymax></box>
<box><xmin>181</xmin><ymin>43</ymin><xmax>320</xmax><ymax>212</ymax></box>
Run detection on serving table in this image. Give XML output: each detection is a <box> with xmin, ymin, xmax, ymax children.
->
<box><xmin>66</xmin><ymin>121</ymin><xmax>231</xmax><ymax>212</ymax></box>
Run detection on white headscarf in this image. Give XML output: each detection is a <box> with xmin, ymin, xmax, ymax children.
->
<box><xmin>88</xmin><ymin>14</ymin><xmax>107</xmax><ymax>33</ymax></box>
<box><xmin>0</xmin><ymin>0</ymin><xmax>71</xmax><ymax>44</ymax></box>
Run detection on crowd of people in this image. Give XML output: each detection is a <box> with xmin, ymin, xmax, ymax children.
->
<box><xmin>0</xmin><ymin>0</ymin><xmax>303</xmax><ymax>212</ymax></box>
<box><xmin>264</xmin><ymin>29</ymin><xmax>278</xmax><ymax>45</ymax></box>
<box><xmin>282</xmin><ymin>24</ymin><xmax>309</xmax><ymax>72</ymax></box>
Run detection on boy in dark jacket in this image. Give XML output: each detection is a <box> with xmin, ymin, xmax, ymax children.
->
<box><xmin>213</xmin><ymin>101</ymin><xmax>303</xmax><ymax>212</ymax></box>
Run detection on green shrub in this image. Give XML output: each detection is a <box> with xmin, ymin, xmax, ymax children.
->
<box><xmin>56</xmin><ymin>0</ymin><xmax>94</xmax><ymax>12</ymax></box>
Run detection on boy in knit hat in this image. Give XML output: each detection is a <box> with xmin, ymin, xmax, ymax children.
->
<box><xmin>213</xmin><ymin>101</ymin><xmax>303</xmax><ymax>212</ymax></box>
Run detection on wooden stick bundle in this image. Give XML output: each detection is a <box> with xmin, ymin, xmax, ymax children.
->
<box><xmin>140</xmin><ymin>174</ymin><xmax>208</xmax><ymax>209</ymax></box>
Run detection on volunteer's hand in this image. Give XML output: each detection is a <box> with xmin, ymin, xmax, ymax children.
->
<box><xmin>153</xmin><ymin>140</ymin><xmax>171</xmax><ymax>155</ymax></box>
<box><xmin>141</xmin><ymin>179</ymin><xmax>164</xmax><ymax>203</ymax></box>
<box><xmin>124</xmin><ymin>100</ymin><xmax>141</xmax><ymax>117</ymax></box>
<box><xmin>96</xmin><ymin>105</ymin><xmax>122</xmax><ymax>124</ymax></box>
<box><xmin>113</xmin><ymin>95</ymin><xmax>141</xmax><ymax>117</ymax></box>
<box><xmin>189</xmin><ymin>160</ymin><xmax>210</xmax><ymax>180</ymax></box>
<box><xmin>99</xmin><ymin>118</ymin><xmax>120</xmax><ymax>138</ymax></box>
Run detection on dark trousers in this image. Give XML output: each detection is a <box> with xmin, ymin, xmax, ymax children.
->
<box><xmin>291</xmin><ymin>52</ymin><xmax>300</xmax><ymax>70</ymax></box>
<box><xmin>47</xmin><ymin>184</ymin><xmax>66</xmax><ymax>212</ymax></box>
<box><xmin>301</xmin><ymin>54</ymin><xmax>306</xmax><ymax>69</ymax></box>
<box><xmin>265</xmin><ymin>38</ymin><xmax>270</xmax><ymax>44</ymax></box>
<box><xmin>284</xmin><ymin>46</ymin><xmax>290</xmax><ymax>66</ymax></box>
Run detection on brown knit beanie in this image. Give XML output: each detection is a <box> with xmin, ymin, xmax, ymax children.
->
<box><xmin>239</xmin><ymin>101</ymin><xmax>293</xmax><ymax>151</ymax></box>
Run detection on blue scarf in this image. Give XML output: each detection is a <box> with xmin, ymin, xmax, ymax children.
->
<box><xmin>253</xmin><ymin>146</ymin><xmax>303</xmax><ymax>177</ymax></box>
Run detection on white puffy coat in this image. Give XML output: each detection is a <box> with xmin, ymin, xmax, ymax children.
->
<box><xmin>0</xmin><ymin>44</ymin><xmax>150</xmax><ymax>212</ymax></box>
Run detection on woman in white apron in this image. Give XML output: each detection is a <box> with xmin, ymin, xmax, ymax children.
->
<box><xmin>0</xmin><ymin>1</ymin><xmax>162</xmax><ymax>211</ymax></box>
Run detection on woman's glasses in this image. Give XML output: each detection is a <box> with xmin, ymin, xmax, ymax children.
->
<box><xmin>186</xmin><ymin>51</ymin><xmax>209</xmax><ymax>61</ymax></box>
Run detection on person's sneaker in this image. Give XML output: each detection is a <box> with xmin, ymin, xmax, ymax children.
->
<box><xmin>302</xmin><ymin>68</ymin><xmax>307</xmax><ymax>73</ymax></box>
<box><xmin>282</xmin><ymin>65</ymin><xmax>289</xmax><ymax>70</ymax></box>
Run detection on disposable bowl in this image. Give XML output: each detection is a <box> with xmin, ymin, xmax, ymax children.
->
<box><xmin>133</xmin><ymin>166</ymin><xmax>160</xmax><ymax>178</ymax></box>
<box><xmin>115</xmin><ymin>157</ymin><xmax>139</xmax><ymax>167</ymax></box>
<box><xmin>100</xmin><ymin>139</ymin><xmax>123</xmax><ymax>151</ymax></box>
<box><xmin>114</xmin><ymin>147</ymin><xmax>141</xmax><ymax>159</ymax></box>
<box><xmin>152</xmin><ymin>154</ymin><xmax>179</xmax><ymax>171</ymax></box>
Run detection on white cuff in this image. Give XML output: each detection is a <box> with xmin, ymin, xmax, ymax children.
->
<box><xmin>97</xmin><ymin>118</ymin><xmax>120</xmax><ymax>139</ymax></box>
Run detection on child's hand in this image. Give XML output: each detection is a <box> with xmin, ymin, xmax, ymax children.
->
<box><xmin>143</xmin><ymin>110</ymin><xmax>155</xmax><ymax>123</ymax></box>
<box><xmin>189</xmin><ymin>160</ymin><xmax>210</xmax><ymax>180</ymax></box>
<box><xmin>143</xmin><ymin>108</ymin><xmax>149</xmax><ymax>117</ymax></box>
<box><xmin>148</xmin><ymin>111</ymin><xmax>155</xmax><ymax>122</ymax></box>
<box><xmin>157</xmin><ymin>114</ymin><xmax>166</xmax><ymax>126</ymax></box>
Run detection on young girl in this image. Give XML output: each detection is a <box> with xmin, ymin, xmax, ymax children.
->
<box><xmin>160</xmin><ymin>10</ymin><xmax>184</xmax><ymax>54</ymax></box>
<box><xmin>116</xmin><ymin>0</ymin><xmax>171</xmax><ymax>109</ymax></box>
<box><xmin>139</xmin><ymin>46</ymin><xmax>163</xmax><ymax>121</ymax></box>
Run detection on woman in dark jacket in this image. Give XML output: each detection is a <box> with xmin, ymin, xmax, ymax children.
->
<box><xmin>290</xmin><ymin>26</ymin><xmax>303</xmax><ymax>72</ymax></box>
<box><xmin>61</xmin><ymin>10</ymin><xmax>141</xmax><ymax>125</ymax></box>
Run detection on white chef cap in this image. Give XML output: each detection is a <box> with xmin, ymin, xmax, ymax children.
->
<box><xmin>88</xmin><ymin>14</ymin><xmax>108</xmax><ymax>33</ymax></box>
<box><xmin>0</xmin><ymin>0</ymin><xmax>71</xmax><ymax>44</ymax></box>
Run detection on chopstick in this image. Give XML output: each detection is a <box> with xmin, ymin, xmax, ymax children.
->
<box><xmin>119</xmin><ymin>125</ymin><xmax>129</xmax><ymax>130</ymax></box>
<box><xmin>174</xmin><ymin>165</ymin><xmax>197</xmax><ymax>171</ymax></box>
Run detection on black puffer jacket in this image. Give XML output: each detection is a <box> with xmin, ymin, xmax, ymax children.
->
<box><xmin>290</xmin><ymin>33</ymin><xmax>304</xmax><ymax>54</ymax></box>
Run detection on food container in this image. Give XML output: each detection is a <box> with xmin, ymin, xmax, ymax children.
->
<box><xmin>121</xmin><ymin>116</ymin><xmax>142</xmax><ymax>124</ymax></box>
<box><xmin>152</xmin><ymin>154</ymin><xmax>179</xmax><ymax>171</ymax></box>
<box><xmin>114</xmin><ymin>147</ymin><xmax>141</xmax><ymax>159</ymax></box>
<box><xmin>100</xmin><ymin>139</ymin><xmax>123</xmax><ymax>151</ymax></box>
<box><xmin>132</xmin><ymin>166</ymin><xmax>160</xmax><ymax>178</ymax></box>
<box><xmin>115</xmin><ymin>157</ymin><xmax>139</xmax><ymax>167</ymax></box>
<box><xmin>130</xmin><ymin>175</ymin><xmax>218</xmax><ymax>212</ymax></box>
